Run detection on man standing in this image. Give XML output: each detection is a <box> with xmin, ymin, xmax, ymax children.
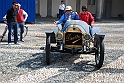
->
<box><xmin>16</xmin><ymin>3</ymin><xmax>28</xmax><ymax>42</ymax></box>
<box><xmin>6</xmin><ymin>1</ymin><xmax>18</xmax><ymax>45</ymax></box>
<box><xmin>59</xmin><ymin>1</ymin><xmax>65</xmax><ymax>18</ymax></box>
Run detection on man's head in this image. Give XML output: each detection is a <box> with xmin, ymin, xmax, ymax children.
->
<box><xmin>82</xmin><ymin>5</ymin><xmax>88</xmax><ymax>14</ymax></box>
<box><xmin>65</xmin><ymin>6</ymin><xmax>73</xmax><ymax>14</ymax></box>
<box><xmin>12</xmin><ymin>1</ymin><xmax>17</xmax><ymax>5</ymax></box>
<box><xmin>61</xmin><ymin>1</ymin><xmax>64</xmax><ymax>4</ymax></box>
<box><xmin>12</xmin><ymin>1</ymin><xmax>18</xmax><ymax>9</ymax></box>
<box><xmin>16</xmin><ymin>3</ymin><xmax>21</xmax><ymax>10</ymax></box>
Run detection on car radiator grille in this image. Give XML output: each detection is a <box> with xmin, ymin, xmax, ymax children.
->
<box><xmin>65</xmin><ymin>32</ymin><xmax>82</xmax><ymax>45</ymax></box>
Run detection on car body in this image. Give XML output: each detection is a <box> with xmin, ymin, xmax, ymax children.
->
<box><xmin>45</xmin><ymin>20</ymin><xmax>105</xmax><ymax>68</ymax></box>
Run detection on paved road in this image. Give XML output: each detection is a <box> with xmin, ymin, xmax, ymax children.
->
<box><xmin>0</xmin><ymin>20</ymin><xmax>124</xmax><ymax>83</ymax></box>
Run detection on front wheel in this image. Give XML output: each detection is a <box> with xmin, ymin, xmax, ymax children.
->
<box><xmin>18</xmin><ymin>26</ymin><xmax>28</xmax><ymax>38</ymax></box>
<box><xmin>95</xmin><ymin>38</ymin><xmax>104</xmax><ymax>69</ymax></box>
<box><xmin>46</xmin><ymin>35</ymin><xmax>51</xmax><ymax>65</ymax></box>
<box><xmin>13</xmin><ymin>25</ymin><xmax>28</xmax><ymax>39</ymax></box>
<box><xmin>1</xmin><ymin>26</ymin><xmax>8</xmax><ymax>42</ymax></box>
<box><xmin>23</xmin><ymin>26</ymin><xmax>28</xmax><ymax>38</ymax></box>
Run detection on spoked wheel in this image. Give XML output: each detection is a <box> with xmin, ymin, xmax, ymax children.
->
<box><xmin>46</xmin><ymin>35</ymin><xmax>51</xmax><ymax>65</ymax></box>
<box><xmin>1</xmin><ymin>26</ymin><xmax>8</xmax><ymax>42</ymax></box>
<box><xmin>1</xmin><ymin>25</ymin><xmax>28</xmax><ymax>42</ymax></box>
<box><xmin>23</xmin><ymin>26</ymin><xmax>28</xmax><ymax>38</ymax></box>
<box><xmin>95</xmin><ymin>38</ymin><xmax>104</xmax><ymax>69</ymax></box>
<box><xmin>17</xmin><ymin>26</ymin><xmax>28</xmax><ymax>38</ymax></box>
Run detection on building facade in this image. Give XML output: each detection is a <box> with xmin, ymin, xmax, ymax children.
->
<box><xmin>36</xmin><ymin>0</ymin><xmax>124</xmax><ymax>20</ymax></box>
<box><xmin>0</xmin><ymin>0</ymin><xmax>123</xmax><ymax>22</ymax></box>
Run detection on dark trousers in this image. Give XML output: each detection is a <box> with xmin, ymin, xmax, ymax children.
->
<box><xmin>18</xmin><ymin>22</ymin><xmax>25</xmax><ymax>40</ymax></box>
<box><xmin>8</xmin><ymin>23</ymin><xmax>18</xmax><ymax>44</ymax></box>
<box><xmin>59</xmin><ymin>9</ymin><xmax>64</xmax><ymax>18</ymax></box>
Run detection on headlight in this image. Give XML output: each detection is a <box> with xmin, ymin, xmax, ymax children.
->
<box><xmin>56</xmin><ymin>32</ymin><xmax>63</xmax><ymax>40</ymax></box>
<box><xmin>84</xmin><ymin>34</ymin><xmax>91</xmax><ymax>40</ymax></box>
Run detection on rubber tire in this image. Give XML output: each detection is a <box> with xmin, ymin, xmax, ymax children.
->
<box><xmin>1</xmin><ymin>25</ymin><xmax>28</xmax><ymax>42</ymax></box>
<box><xmin>95</xmin><ymin>38</ymin><xmax>104</xmax><ymax>69</ymax></box>
<box><xmin>23</xmin><ymin>26</ymin><xmax>28</xmax><ymax>38</ymax></box>
<box><xmin>46</xmin><ymin>35</ymin><xmax>51</xmax><ymax>65</ymax></box>
<box><xmin>18</xmin><ymin>26</ymin><xmax>28</xmax><ymax>38</ymax></box>
<box><xmin>1</xmin><ymin>26</ymin><xmax>8</xmax><ymax>42</ymax></box>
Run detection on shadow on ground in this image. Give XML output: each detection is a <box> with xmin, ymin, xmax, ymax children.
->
<box><xmin>17</xmin><ymin>46</ymin><xmax>98</xmax><ymax>72</ymax></box>
<box><xmin>16</xmin><ymin>48</ymin><xmax>124</xmax><ymax>72</ymax></box>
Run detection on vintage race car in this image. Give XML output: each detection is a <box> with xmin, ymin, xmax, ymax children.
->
<box><xmin>45</xmin><ymin>20</ymin><xmax>105</xmax><ymax>68</ymax></box>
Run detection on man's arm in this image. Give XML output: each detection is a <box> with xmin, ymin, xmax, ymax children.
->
<box><xmin>74</xmin><ymin>12</ymin><xmax>80</xmax><ymax>20</ymax></box>
<box><xmin>55</xmin><ymin>14</ymin><xmax>65</xmax><ymax>24</ymax></box>
<box><xmin>23</xmin><ymin>10</ymin><xmax>28</xmax><ymax>21</ymax></box>
<box><xmin>6</xmin><ymin>9</ymin><xmax>11</xmax><ymax>23</ymax></box>
<box><xmin>89</xmin><ymin>12</ymin><xmax>94</xmax><ymax>25</ymax></box>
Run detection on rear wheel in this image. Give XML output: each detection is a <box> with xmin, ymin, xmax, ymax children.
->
<box><xmin>46</xmin><ymin>35</ymin><xmax>51</xmax><ymax>65</ymax></box>
<box><xmin>18</xmin><ymin>26</ymin><xmax>28</xmax><ymax>38</ymax></box>
<box><xmin>23</xmin><ymin>26</ymin><xmax>28</xmax><ymax>38</ymax></box>
<box><xmin>95</xmin><ymin>38</ymin><xmax>104</xmax><ymax>68</ymax></box>
<box><xmin>1</xmin><ymin>26</ymin><xmax>8</xmax><ymax>42</ymax></box>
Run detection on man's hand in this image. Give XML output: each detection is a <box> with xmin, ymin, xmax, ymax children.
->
<box><xmin>54</xmin><ymin>20</ymin><xmax>58</xmax><ymax>25</ymax></box>
<box><xmin>75</xmin><ymin>12</ymin><xmax>78</xmax><ymax>15</ymax></box>
<box><xmin>91</xmin><ymin>24</ymin><xmax>94</xmax><ymax>28</ymax></box>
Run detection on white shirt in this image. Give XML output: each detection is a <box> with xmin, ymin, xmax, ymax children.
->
<box><xmin>59</xmin><ymin>4</ymin><xmax>65</xmax><ymax>10</ymax></box>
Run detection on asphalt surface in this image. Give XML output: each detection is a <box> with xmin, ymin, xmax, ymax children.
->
<box><xmin>0</xmin><ymin>18</ymin><xmax>124</xmax><ymax>83</ymax></box>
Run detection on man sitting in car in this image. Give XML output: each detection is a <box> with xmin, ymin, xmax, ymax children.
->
<box><xmin>54</xmin><ymin>6</ymin><xmax>80</xmax><ymax>33</ymax></box>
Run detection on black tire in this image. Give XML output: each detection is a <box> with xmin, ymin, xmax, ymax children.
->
<box><xmin>16</xmin><ymin>26</ymin><xmax>28</xmax><ymax>40</ymax></box>
<box><xmin>1</xmin><ymin>26</ymin><xmax>8</xmax><ymax>42</ymax></box>
<box><xmin>95</xmin><ymin>38</ymin><xmax>104</xmax><ymax>69</ymax></box>
<box><xmin>1</xmin><ymin>25</ymin><xmax>28</xmax><ymax>42</ymax></box>
<box><xmin>23</xmin><ymin>26</ymin><xmax>28</xmax><ymax>38</ymax></box>
<box><xmin>46</xmin><ymin>35</ymin><xmax>51</xmax><ymax>65</ymax></box>
<box><xmin>18</xmin><ymin>26</ymin><xmax>28</xmax><ymax>38</ymax></box>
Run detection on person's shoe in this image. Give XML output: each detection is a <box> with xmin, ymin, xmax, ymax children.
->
<box><xmin>15</xmin><ymin>42</ymin><xmax>20</xmax><ymax>45</ymax></box>
<box><xmin>8</xmin><ymin>43</ymin><xmax>12</xmax><ymax>45</ymax></box>
<box><xmin>20</xmin><ymin>39</ymin><xmax>24</xmax><ymax>42</ymax></box>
